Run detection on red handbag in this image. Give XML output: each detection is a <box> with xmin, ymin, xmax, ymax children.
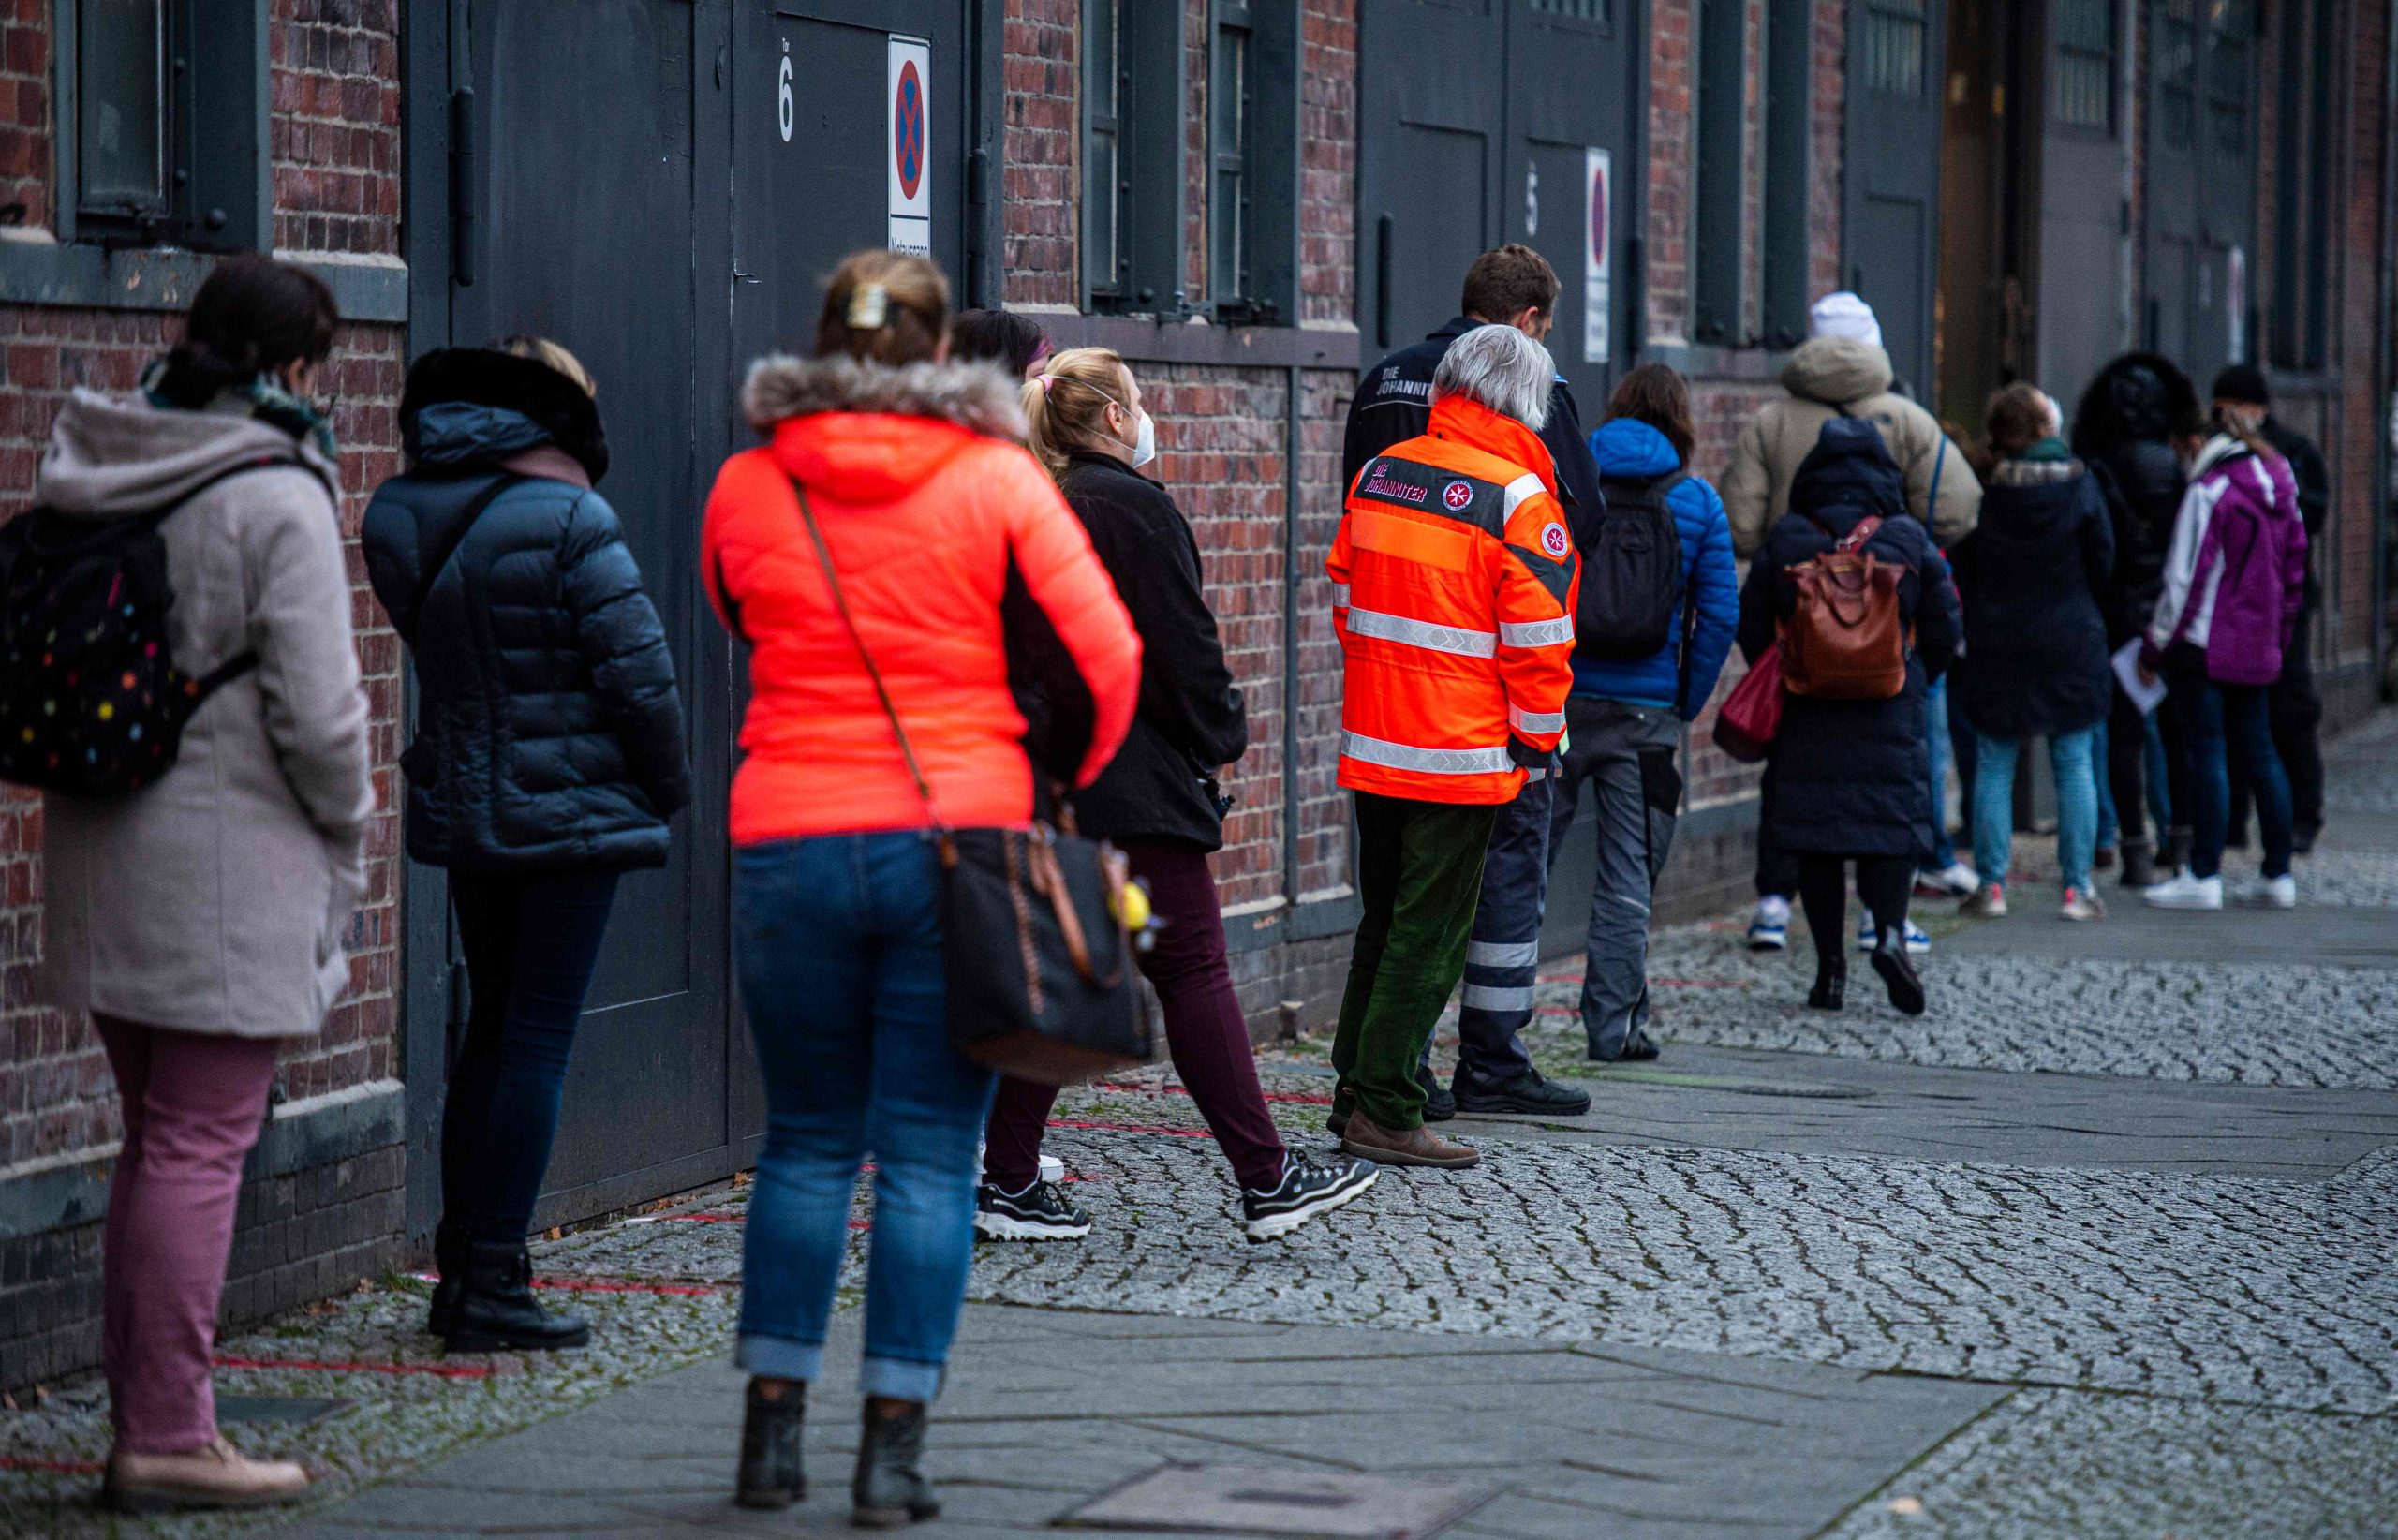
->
<box><xmin>1712</xmin><ymin>644</ymin><xmax>1784</xmax><ymax>763</ymax></box>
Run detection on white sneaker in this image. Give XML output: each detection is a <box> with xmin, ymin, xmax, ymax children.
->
<box><xmin>2143</xmin><ymin>872</ymin><xmax>2224</xmax><ymax>911</ymax></box>
<box><xmin>1917</xmin><ymin>861</ymin><xmax>1979</xmax><ymax>898</ymax></box>
<box><xmin>2232</xmin><ymin>875</ymin><xmax>2297</xmax><ymax>910</ymax></box>
<box><xmin>2060</xmin><ymin>886</ymin><xmax>2107</xmax><ymax>922</ymax></box>
<box><xmin>1857</xmin><ymin>916</ymin><xmax>1933</xmax><ymax>953</ymax></box>
<box><xmin>1747</xmin><ymin>896</ymin><xmax>1790</xmax><ymax>951</ymax></box>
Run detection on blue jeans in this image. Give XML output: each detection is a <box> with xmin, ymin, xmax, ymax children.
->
<box><xmin>444</xmin><ymin>868</ymin><xmax>621</xmax><ymax>1245</ymax></box>
<box><xmin>1924</xmin><ymin>675</ymin><xmax>1956</xmax><ymax>869</ymax></box>
<box><xmin>2093</xmin><ymin>719</ymin><xmax>2120</xmax><ymax>851</ymax></box>
<box><xmin>2169</xmin><ymin>666</ymin><xmax>2293</xmax><ymax>880</ymax></box>
<box><xmin>2144</xmin><ymin>710</ymin><xmax>2174</xmax><ymax>830</ymax></box>
<box><xmin>1972</xmin><ymin>727</ymin><xmax>2099</xmax><ymax>893</ymax></box>
<box><xmin>733</xmin><ymin>833</ymin><xmax>997</xmax><ymax>1403</ymax></box>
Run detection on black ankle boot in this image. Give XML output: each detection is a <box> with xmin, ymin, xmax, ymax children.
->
<box><xmin>1807</xmin><ymin>959</ymin><xmax>1846</xmax><ymax>1010</ymax></box>
<box><xmin>426</xmin><ymin>1219</ymin><xmax>469</xmax><ymax>1337</ymax></box>
<box><xmin>852</xmin><ymin>1401</ymin><xmax>940</xmax><ymax>1528</ymax></box>
<box><xmin>444</xmin><ymin>1241</ymin><xmax>590</xmax><ymax>1352</ymax></box>
<box><xmin>735</xmin><ymin>1378</ymin><xmax>806</xmax><ymax>1510</ymax></box>
<box><xmin>1870</xmin><ymin>935</ymin><xmax>1927</xmax><ymax>1016</ymax></box>
<box><xmin>2119</xmin><ymin>839</ymin><xmax>2158</xmax><ymax>889</ymax></box>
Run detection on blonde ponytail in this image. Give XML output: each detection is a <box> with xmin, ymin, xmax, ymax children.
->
<box><xmin>1021</xmin><ymin>347</ymin><xmax>1132</xmax><ymax>483</ymax></box>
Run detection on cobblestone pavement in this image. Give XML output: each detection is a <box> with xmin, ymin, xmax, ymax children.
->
<box><xmin>3</xmin><ymin>715</ymin><xmax>2394</xmax><ymax>1538</ymax></box>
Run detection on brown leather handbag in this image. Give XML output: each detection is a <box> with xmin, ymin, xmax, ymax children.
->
<box><xmin>1779</xmin><ymin>514</ymin><xmax>1909</xmax><ymax>700</ymax></box>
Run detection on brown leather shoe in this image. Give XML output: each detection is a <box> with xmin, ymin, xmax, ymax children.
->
<box><xmin>102</xmin><ymin>1435</ymin><xmax>309</xmax><ymax>1513</ymax></box>
<box><xmin>1339</xmin><ymin>1110</ymin><xmax>1480</xmax><ymax>1168</ymax></box>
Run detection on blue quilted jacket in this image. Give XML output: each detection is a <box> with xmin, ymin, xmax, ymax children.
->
<box><xmin>1570</xmin><ymin>417</ymin><xmax>1740</xmax><ymax>718</ymax></box>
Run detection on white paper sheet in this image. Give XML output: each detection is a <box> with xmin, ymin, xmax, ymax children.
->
<box><xmin>2112</xmin><ymin>638</ymin><xmax>2168</xmax><ymax>715</ymax></box>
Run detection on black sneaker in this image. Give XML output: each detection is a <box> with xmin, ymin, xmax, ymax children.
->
<box><xmin>1239</xmin><ymin>1153</ymin><xmax>1379</xmax><ymax>1242</ymax></box>
<box><xmin>973</xmin><ymin>1180</ymin><xmax>1091</xmax><ymax>1242</ymax></box>
<box><xmin>1452</xmin><ymin>1069</ymin><xmax>1592</xmax><ymax>1118</ymax></box>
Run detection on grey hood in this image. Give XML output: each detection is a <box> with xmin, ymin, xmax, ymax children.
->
<box><xmin>740</xmin><ymin>353</ymin><xmax>1028</xmax><ymax>440</ymax></box>
<box><xmin>34</xmin><ymin>387</ymin><xmax>334</xmax><ymax>522</ymax></box>
<box><xmin>1781</xmin><ymin>336</ymin><xmax>1895</xmax><ymax>409</ymax></box>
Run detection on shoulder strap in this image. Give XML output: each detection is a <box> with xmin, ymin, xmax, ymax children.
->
<box><xmin>788</xmin><ymin>478</ymin><xmax>949</xmax><ymax>837</ymax></box>
<box><xmin>406</xmin><ymin>472</ymin><xmax>525</xmax><ymax>626</ymax></box>
<box><xmin>141</xmin><ymin>454</ymin><xmax>322</xmax><ymax>709</ymax></box>
<box><xmin>1838</xmin><ymin>514</ymin><xmax>1884</xmax><ymax>552</ymax></box>
<box><xmin>1926</xmin><ymin>436</ymin><xmax>1947</xmax><ymax>519</ymax></box>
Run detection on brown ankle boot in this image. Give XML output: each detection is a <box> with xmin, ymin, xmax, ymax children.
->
<box><xmin>1339</xmin><ymin>1110</ymin><xmax>1480</xmax><ymax>1168</ymax></box>
<box><xmin>103</xmin><ymin>1435</ymin><xmax>309</xmax><ymax>1513</ymax></box>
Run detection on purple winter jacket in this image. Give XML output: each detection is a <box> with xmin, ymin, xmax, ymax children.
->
<box><xmin>2142</xmin><ymin>435</ymin><xmax>2307</xmax><ymax>687</ymax></box>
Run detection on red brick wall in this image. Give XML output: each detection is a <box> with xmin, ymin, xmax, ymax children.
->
<box><xmin>1003</xmin><ymin>0</ymin><xmax>1079</xmax><ymax>306</ymax></box>
<box><xmin>1300</xmin><ymin>1</ymin><xmax>1356</xmax><ymax>326</ymax></box>
<box><xmin>0</xmin><ymin>5</ymin><xmax>407</xmax><ymax>1167</ymax></box>
<box><xmin>1647</xmin><ymin>0</ymin><xmax>1694</xmax><ymax>344</ymax></box>
<box><xmin>1808</xmin><ymin>0</ymin><xmax>1843</xmax><ymax>301</ymax></box>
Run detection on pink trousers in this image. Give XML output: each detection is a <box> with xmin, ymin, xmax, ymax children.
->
<box><xmin>96</xmin><ymin>1016</ymin><xmax>280</xmax><ymax>1453</ymax></box>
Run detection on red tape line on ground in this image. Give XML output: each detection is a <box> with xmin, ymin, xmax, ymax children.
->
<box><xmin>213</xmin><ymin>1355</ymin><xmax>493</xmax><ymax>1380</ymax></box>
<box><xmin>0</xmin><ymin>1456</ymin><xmax>104</xmax><ymax>1474</ymax></box>
<box><xmin>1044</xmin><ymin>1118</ymin><xmax>1214</xmax><ymax>1138</ymax></box>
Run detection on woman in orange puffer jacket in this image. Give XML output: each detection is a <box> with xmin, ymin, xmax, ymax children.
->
<box><xmin>701</xmin><ymin>251</ymin><xmax>1140</xmax><ymax>1525</ymax></box>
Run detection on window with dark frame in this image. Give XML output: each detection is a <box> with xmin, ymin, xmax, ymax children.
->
<box><xmin>1080</xmin><ymin>0</ymin><xmax>1186</xmax><ymax>315</ymax></box>
<box><xmin>2051</xmin><ymin>0</ymin><xmax>2115</xmax><ymax>131</ymax></box>
<box><xmin>50</xmin><ymin>0</ymin><xmax>266</xmax><ymax>251</ymax></box>
<box><xmin>2205</xmin><ymin>0</ymin><xmax>2252</xmax><ymax>155</ymax></box>
<box><xmin>1209</xmin><ymin>0</ymin><xmax>1253</xmax><ymax>318</ymax></box>
<box><xmin>1761</xmin><ymin>0</ymin><xmax>1813</xmax><ymax>347</ymax></box>
<box><xmin>1692</xmin><ymin>0</ymin><xmax>1746</xmax><ymax>345</ymax></box>
<box><xmin>1084</xmin><ymin>0</ymin><xmax>1124</xmax><ymax>303</ymax></box>
<box><xmin>2270</xmin><ymin>0</ymin><xmax>2331</xmax><ymax>369</ymax></box>
<box><xmin>1529</xmin><ymin>0</ymin><xmax>1609</xmax><ymax>18</ymax></box>
<box><xmin>2158</xmin><ymin>0</ymin><xmax>2198</xmax><ymax>148</ymax></box>
<box><xmin>1862</xmin><ymin>0</ymin><xmax>1928</xmax><ymax>96</ymax></box>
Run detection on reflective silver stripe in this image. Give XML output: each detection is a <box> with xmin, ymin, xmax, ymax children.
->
<box><xmin>1345</xmin><ymin>605</ymin><xmax>1499</xmax><ymax>659</ymax></box>
<box><xmin>1502</xmin><ymin>473</ymin><xmax>1546</xmax><ymax>517</ymax></box>
<box><xmin>1461</xmin><ymin>983</ymin><xmax>1535</xmax><ymax>1012</ymax></box>
<box><xmin>1340</xmin><ymin>731</ymin><xmax>1514</xmax><ymax>776</ymax></box>
<box><xmin>1466</xmin><ymin>940</ymin><xmax>1542</xmax><ymax>969</ymax></box>
<box><xmin>1498</xmin><ymin>615</ymin><xmax>1575</xmax><ymax>648</ymax></box>
<box><xmin>1332</xmin><ymin>583</ymin><xmax>1351</xmax><ymax>608</ymax></box>
<box><xmin>1508</xmin><ymin>703</ymin><xmax>1566</xmax><ymax>734</ymax></box>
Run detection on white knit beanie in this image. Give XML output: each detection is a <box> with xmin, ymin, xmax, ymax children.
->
<box><xmin>1808</xmin><ymin>291</ymin><xmax>1883</xmax><ymax>350</ymax></box>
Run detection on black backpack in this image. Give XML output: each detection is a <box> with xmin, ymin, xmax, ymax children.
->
<box><xmin>1575</xmin><ymin>469</ymin><xmax>1687</xmax><ymax>660</ymax></box>
<box><xmin>0</xmin><ymin>455</ymin><xmax>314</xmax><ymax>796</ymax></box>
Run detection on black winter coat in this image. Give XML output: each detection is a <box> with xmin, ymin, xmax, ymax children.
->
<box><xmin>2259</xmin><ymin>413</ymin><xmax>2331</xmax><ymax>611</ymax></box>
<box><xmin>1011</xmin><ymin>453</ymin><xmax>1247</xmax><ymax>849</ymax></box>
<box><xmin>1738</xmin><ymin>419</ymin><xmax>1961</xmax><ymax>860</ymax></box>
<box><xmin>363</xmin><ymin>356</ymin><xmax>691</xmax><ymax>871</ymax></box>
<box><xmin>2070</xmin><ymin>353</ymin><xmax>2196</xmax><ymax>644</ymax></box>
<box><xmin>1341</xmin><ymin>317</ymin><xmax>1607</xmax><ymax>529</ymax></box>
<box><xmin>1948</xmin><ymin>456</ymin><xmax>2115</xmax><ymax>739</ymax></box>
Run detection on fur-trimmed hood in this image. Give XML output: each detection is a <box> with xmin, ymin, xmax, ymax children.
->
<box><xmin>745</xmin><ymin>353</ymin><xmax>1030</xmax><ymax>505</ymax></box>
<box><xmin>740</xmin><ymin>353</ymin><xmax>1027</xmax><ymax>439</ymax></box>
<box><xmin>400</xmin><ymin>348</ymin><xmax>611</xmax><ymax>483</ymax></box>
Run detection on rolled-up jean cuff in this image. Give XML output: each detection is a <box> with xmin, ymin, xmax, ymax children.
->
<box><xmin>735</xmin><ymin>1334</ymin><xmax>824</xmax><ymax>1383</ymax></box>
<box><xmin>859</xmin><ymin>1355</ymin><xmax>944</xmax><ymax>1403</ymax></box>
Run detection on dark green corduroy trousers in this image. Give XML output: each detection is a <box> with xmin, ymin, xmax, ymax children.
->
<box><xmin>1330</xmin><ymin>791</ymin><xmax>1501</xmax><ymax>1132</ymax></box>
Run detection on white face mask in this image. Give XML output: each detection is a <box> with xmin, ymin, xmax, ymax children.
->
<box><xmin>1124</xmin><ymin>407</ymin><xmax>1157</xmax><ymax>469</ymax></box>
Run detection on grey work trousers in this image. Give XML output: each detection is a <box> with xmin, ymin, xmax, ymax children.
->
<box><xmin>1546</xmin><ymin>697</ymin><xmax>1683</xmax><ymax>1059</ymax></box>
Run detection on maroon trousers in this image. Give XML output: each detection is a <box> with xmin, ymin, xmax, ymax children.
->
<box><xmin>983</xmin><ymin>837</ymin><xmax>1287</xmax><ymax>1193</ymax></box>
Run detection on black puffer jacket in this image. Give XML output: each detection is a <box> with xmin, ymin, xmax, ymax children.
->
<box><xmin>2071</xmin><ymin>353</ymin><xmax>2196</xmax><ymax>644</ymax></box>
<box><xmin>1738</xmin><ymin>419</ymin><xmax>1960</xmax><ymax>860</ymax></box>
<box><xmin>1948</xmin><ymin>452</ymin><xmax>2115</xmax><ymax>739</ymax></box>
<box><xmin>363</xmin><ymin>349</ymin><xmax>690</xmax><ymax>870</ymax></box>
<box><xmin>1011</xmin><ymin>452</ymin><xmax>1247</xmax><ymax>849</ymax></box>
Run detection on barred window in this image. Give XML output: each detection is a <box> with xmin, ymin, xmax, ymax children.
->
<box><xmin>2051</xmin><ymin>0</ymin><xmax>2114</xmax><ymax>130</ymax></box>
<box><xmin>2158</xmin><ymin>0</ymin><xmax>2197</xmax><ymax>148</ymax></box>
<box><xmin>1862</xmin><ymin>0</ymin><xmax>1928</xmax><ymax>97</ymax></box>
<box><xmin>1209</xmin><ymin>2</ymin><xmax>1251</xmax><ymax>312</ymax></box>
<box><xmin>2206</xmin><ymin>0</ymin><xmax>2253</xmax><ymax>155</ymax></box>
<box><xmin>1530</xmin><ymin>0</ymin><xmax>1609</xmax><ymax>19</ymax></box>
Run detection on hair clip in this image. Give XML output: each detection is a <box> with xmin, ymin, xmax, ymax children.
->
<box><xmin>847</xmin><ymin>284</ymin><xmax>890</xmax><ymax>330</ymax></box>
<box><xmin>1036</xmin><ymin>373</ymin><xmax>1056</xmax><ymax>395</ymax></box>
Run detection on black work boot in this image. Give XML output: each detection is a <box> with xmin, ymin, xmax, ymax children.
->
<box><xmin>426</xmin><ymin>1218</ymin><xmax>469</xmax><ymax>1337</ymax></box>
<box><xmin>1453</xmin><ymin>1068</ymin><xmax>1591</xmax><ymax>1117</ymax></box>
<box><xmin>1412</xmin><ymin>1061</ymin><xmax>1457</xmax><ymax>1121</ymax></box>
<box><xmin>1807</xmin><ymin>957</ymin><xmax>1847</xmax><ymax>1011</ymax></box>
<box><xmin>852</xmin><ymin>1400</ymin><xmax>940</xmax><ymax>1528</ymax></box>
<box><xmin>2119</xmin><ymin>839</ymin><xmax>2158</xmax><ymax>890</ymax></box>
<box><xmin>444</xmin><ymin>1241</ymin><xmax>590</xmax><ymax>1353</ymax></box>
<box><xmin>735</xmin><ymin>1378</ymin><xmax>806</xmax><ymax>1510</ymax></box>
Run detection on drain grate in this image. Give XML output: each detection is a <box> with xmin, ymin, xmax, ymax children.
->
<box><xmin>1059</xmin><ymin>1463</ymin><xmax>1488</xmax><ymax>1539</ymax></box>
<box><xmin>215</xmin><ymin>1394</ymin><xmax>350</xmax><ymax>1427</ymax></box>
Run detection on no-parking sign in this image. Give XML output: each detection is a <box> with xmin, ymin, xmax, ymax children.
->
<box><xmin>888</xmin><ymin>37</ymin><xmax>931</xmax><ymax>256</ymax></box>
<box><xmin>1584</xmin><ymin>148</ymin><xmax>1610</xmax><ymax>364</ymax></box>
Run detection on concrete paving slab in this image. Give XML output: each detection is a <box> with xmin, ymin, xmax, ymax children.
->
<box><xmin>292</xmin><ymin>1305</ymin><xmax>2005</xmax><ymax>1540</ymax></box>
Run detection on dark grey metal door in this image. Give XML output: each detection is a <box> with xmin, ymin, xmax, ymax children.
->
<box><xmin>446</xmin><ymin>0</ymin><xmax>741</xmax><ymax>1225</ymax></box>
<box><xmin>1504</xmin><ymin>1</ymin><xmax>1641</xmax><ymax>409</ymax></box>
<box><xmin>2035</xmin><ymin>0</ymin><xmax>2132</xmax><ymax>406</ymax></box>
<box><xmin>1844</xmin><ymin>0</ymin><xmax>1947</xmax><ymax>396</ymax></box>
<box><xmin>731</xmin><ymin>0</ymin><xmax>972</xmax><ymax>363</ymax></box>
<box><xmin>2143</xmin><ymin>0</ymin><xmax>2256</xmax><ymax>380</ymax></box>
<box><xmin>1356</xmin><ymin>0</ymin><xmax>1507</xmax><ymax>355</ymax></box>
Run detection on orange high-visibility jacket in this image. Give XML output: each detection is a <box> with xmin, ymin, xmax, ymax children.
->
<box><xmin>1329</xmin><ymin>393</ymin><xmax>1579</xmax><ymax>805</ymax></box>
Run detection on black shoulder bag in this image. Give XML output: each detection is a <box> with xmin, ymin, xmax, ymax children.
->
<box><xmin>789</xmin><ymin>481</ymin><xmax>1152</xmax><ymax>1086</ymax></box>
